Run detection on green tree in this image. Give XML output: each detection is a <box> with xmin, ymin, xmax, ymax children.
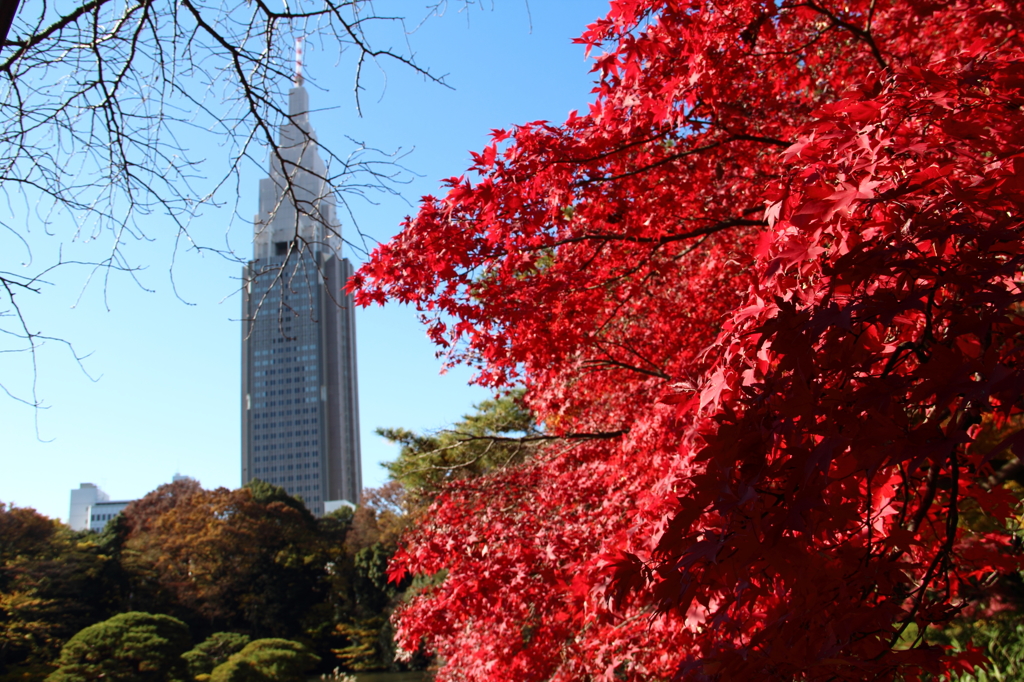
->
<box><xmin>379</xmin><ymin>389</ymin><xmax>539</xmax><ymax>505</ymax></box>
<box><xmin>346</xmin><ymin>484</ymin><xmax>413</xmax><ymax>615</ymax></box>
<box><xmin>45</xmin><ymin>612</ymin><xmax>190</xmax><ymax>682</ymax></box>
<box><xmin>208</xmin><ymin>639</ymin><xmax>318</xmax><ymax>682</ymax></box>
<box><xmin>244</xmin><ymin>481</ymin><xmax>316</xmax><ymax>527</ymax></box>
<box><xmin>302</xmin><ymin>507</ymin><xmax>357</xmax><ymax>665</ymax></box>
<box><xmin>325</xmin><ymin>479</ymin><xmax>462</xmax><ymax>672</ymax></box>
<box><xmin>182</xmin><ymin>633</ymin><xmax>252</xmax><ymax>679</ymax></box>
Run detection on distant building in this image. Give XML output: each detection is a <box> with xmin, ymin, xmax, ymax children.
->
<box><xmin>68</xmin><ymin>475</ymin><xmax>196</xmax><ymax>532</ymax></box>
<box><xmin>86</xmin><ymin>500</ymin><xmax>131</xmax><ymax>532</ymax></box>
<box><xmin>323</xmin><ymin>499</ymin><xmax>356</xmax><ymax>516</ymax></box>
<box><xmin>239</xmin><ymin>82</ymin><xmax>362</xmax><ymax>515</ymax></box>
<box><xmin>68</xmin><ymin>483</ymin><xmax>131</xmax><ymax>532</ymax></box>
<box><xmin>69</xmin><ymin>483</ymin><xmax>105</xmax><ymax>531</ymax></box>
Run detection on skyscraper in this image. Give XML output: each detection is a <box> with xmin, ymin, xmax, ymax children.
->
<box><xmin>240</xmin><ymin>80</ymin><xmax>361</xmax><ymax>515</ymax></box>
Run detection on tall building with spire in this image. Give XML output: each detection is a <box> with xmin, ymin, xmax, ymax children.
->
<box><xmin>240</xmin><ymin>62</ymin><xmax>361</xmax><ymax>514</ymax></box>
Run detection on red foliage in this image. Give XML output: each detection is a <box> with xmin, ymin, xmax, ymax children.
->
<box><xmin>353</xmin><ymin>1</ymin><xmax>1024</xmax><ymax>679</ymax></box>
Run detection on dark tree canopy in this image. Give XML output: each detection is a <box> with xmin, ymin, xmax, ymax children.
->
<box><xmin>1</xmin><ymin>482</ymin><xmax>430</xmax><ymax>678</ymax></box>
<box><xmin>122</xmin><ymin>483</ymin><xmax>321</xmax><ymax>637</ymax></box>
<box><xmin>0</xmin><ymin>503</ymin><xmax>123</xmax><ymax>676</ymax></box>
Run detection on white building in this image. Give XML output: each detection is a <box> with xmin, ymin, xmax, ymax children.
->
<box><xmin>68</xmin><ymin>475</ymin><xmax>194</xmax><ymax>531</ymax></box>
<box><xmin>68</xmin><ymin>483</ymin><xmax>132</xmax><ymax>532</ymax></box>
<box><xmin>86</xmin><ymin>500</ymin><xmax>131</xmax><ymax>532</ymax></box>
<box><xmin>69</xmin><ymin>483</ymin><xmax>106</xmax><ymax>531</ymax></box>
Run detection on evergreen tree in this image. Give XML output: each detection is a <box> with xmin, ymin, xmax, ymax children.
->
<box><xmin>46</xmin><ymin>612</ymin><xmax>190</xmax><ymax>682</ymax></box>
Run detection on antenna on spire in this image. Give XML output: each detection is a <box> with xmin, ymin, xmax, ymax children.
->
<box><xmin>294</xmin><ymin>36</ymin><xmax>304</xmax><ymax>87</ymax></box>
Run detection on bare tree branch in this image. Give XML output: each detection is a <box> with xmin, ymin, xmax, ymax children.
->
<box><xmin>0</xmin><ymin>0</ymin><xmax>460</xmax><ymax>404</ymax></box>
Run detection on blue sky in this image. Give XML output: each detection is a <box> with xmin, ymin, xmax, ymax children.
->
<box><xmin>0</xmin><ymin>0</ymin><xmax>610</xmax><ymax>521</ymax></box>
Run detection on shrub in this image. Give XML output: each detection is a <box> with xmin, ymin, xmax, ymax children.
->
<box><xmin>209</xmin><ymin>639</ymin><xmax>319</xmax><ymax>682</ymax></box>
<box><xmin>45</xmin><ymin>612</ymin><xmax>190</xmax><ymax>682</ymax></box>
<box><xmin>182</xmin><ymin>632</ymin><xmax>251</xmax><ymax>678</ymax></box>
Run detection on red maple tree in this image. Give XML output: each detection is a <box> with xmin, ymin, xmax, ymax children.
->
<box><xmin>352</xmin><ymin>0</ymin><xmax>1024</xmax><ymax>679</ymax></box>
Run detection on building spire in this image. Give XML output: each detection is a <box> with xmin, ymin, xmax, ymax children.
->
<box><xmin>294</xmin><ymin>36</ymin><xmax>304</xmax><ymax>87</ymax></box>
